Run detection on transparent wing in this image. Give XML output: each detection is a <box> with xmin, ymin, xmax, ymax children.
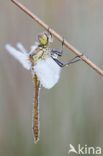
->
<box><xmin>34</xmin><ymin>57</ymin><xmax>61</xmax><ymax>89</ymax></box>
<box><xmin>5</xmin><ymin>44</ymin><xmax>31</xmax><ymax>70</ymax></box>
<box><xmin>16</xmin><ymin>43</ymin><xmax>38</xmax><ymax>55</ymax></box>
<box><xmin>16</xmin><ymin>42</ymin><xmax>27</xmax><ymax>54</ymax></box>
<box><xmin>29</xmin><ymin>44</ymin><xmax>38</xmax><ymax>55</ymax></box>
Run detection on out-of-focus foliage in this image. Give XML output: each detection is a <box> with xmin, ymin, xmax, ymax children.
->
<box><xmin>0</xmin><ymin>0</ymin><xmax>103</xmax><ymax>156</ymax></box>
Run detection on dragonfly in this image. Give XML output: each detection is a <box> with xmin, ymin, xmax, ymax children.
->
<box><xmin>5</xmin><ymin>31</ymin><xmax>81</xmax><ymax>143</ymax></box>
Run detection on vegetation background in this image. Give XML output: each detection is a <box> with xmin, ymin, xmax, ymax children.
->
<box><xmin>0</xmin><ymin>0</ymin><xmax>103</xmax><ymax>156</ymax></box>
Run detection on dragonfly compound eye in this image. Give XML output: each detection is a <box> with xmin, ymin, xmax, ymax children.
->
<box><xmin>38</xmin><ymin>33</ymin><xmax>48</xmax><ymax>46</ymax></box>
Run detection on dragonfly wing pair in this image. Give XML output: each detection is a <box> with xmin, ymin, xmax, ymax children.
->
<box><xmin>5</xmin><ymin>44</ymin><xmax>61</xmax><ymax>88</ymax></box>
<box><xmin>5</xmin><ymin>44</ymin><xmax>31</xmax><ymax>70</ymax></box>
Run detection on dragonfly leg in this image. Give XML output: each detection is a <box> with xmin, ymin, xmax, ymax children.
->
<box><xmin>52</xmin><ymin>57</ymin><xmax>64</xmax><ymax>67</ymax></box>
<box><xmin>51</xmin><ymin>49</ymin><xmax>63</xmax><ymax>57</ymax></box>
<box><xmin>52</xmin><ymin>54</ymin><xmax>83</xmax><ymax>67</ymax></box>
<box><xmin>47</xmin><ymin>27</ymin><xmax>52</xmax><ymax>37</ymax></box>
<box><xmin>51</xmin><ymin>37</ymin><xmax>65</xmax><ymax>57</ymax></box>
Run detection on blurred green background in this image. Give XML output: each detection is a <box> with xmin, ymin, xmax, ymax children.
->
<box><xmin>0</xmin><ymin>0</ymin><xmax>103</xmax><ymax>156</ymax></box>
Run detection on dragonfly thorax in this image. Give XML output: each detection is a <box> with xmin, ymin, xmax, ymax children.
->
<box><xmin>30</xmin><ymin>47</ymin><xmax>51</xmax><ymax>65</ymax></box>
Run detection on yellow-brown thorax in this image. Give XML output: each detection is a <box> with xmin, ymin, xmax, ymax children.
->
<box><xmin>30</xmin><ymin>47</ymin><xmax>50</xmax><ymax>66</ymax></box>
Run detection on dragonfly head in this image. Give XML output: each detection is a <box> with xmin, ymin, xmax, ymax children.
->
<box><xmin>37</xmin><ymin>32</ymin><xmax>53</xmax><ymax>47</ymax></box>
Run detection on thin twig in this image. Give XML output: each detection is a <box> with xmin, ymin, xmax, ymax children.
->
<box><xmin>11</xmin><ymin>0</ymin><xmax>103</xmax><ymax>77</ymax></box>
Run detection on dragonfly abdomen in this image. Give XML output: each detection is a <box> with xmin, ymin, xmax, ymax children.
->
<box><xmin>32</xmin><ymin>74</ymin><xmax>41</xmax><ymax>144</ymax></box>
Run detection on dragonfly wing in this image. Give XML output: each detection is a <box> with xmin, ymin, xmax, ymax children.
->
<box><xmin>34</xmin><ymin>57</ymin><xmax>61</xmax><ymax>89</ymax></box>
<box><xmin>29</xmin><ymin>44</ymin><xmax>38</xmax><ymax>55</ymax></box>
<box><xmin>5</xmin><ymin>44</ymin><xmax>31</xmax><ymax>70</ymax></box>
<box><xmin>16</xmin><ymin>42</ymin><xmax>27</xmax><ymax>54</ymax></box>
